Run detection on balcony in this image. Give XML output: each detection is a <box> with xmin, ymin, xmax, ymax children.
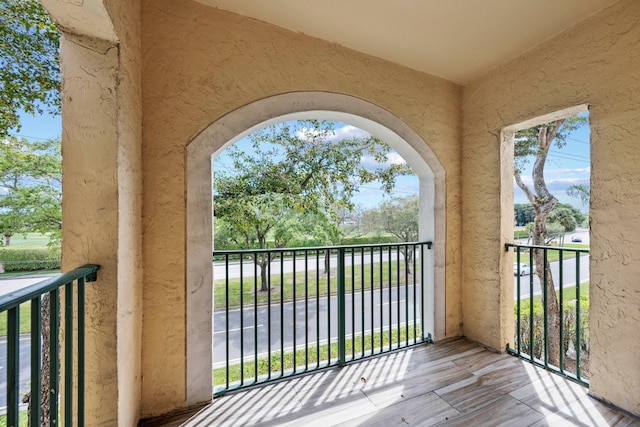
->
<box><xmin>145</xmin><ymin>338</ymin><xmax>638</xmax><ymax>426</ymax></box>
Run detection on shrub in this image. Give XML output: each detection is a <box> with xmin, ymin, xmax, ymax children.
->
<box><xmin>0</xmin><ymin>248</ymin><xmax>60</xmax><ymax>272</ymax></box>
<box><xmin>514</xmin><ymin>293</ymin><xmax>590</xmax><ymax>365</ymax></box>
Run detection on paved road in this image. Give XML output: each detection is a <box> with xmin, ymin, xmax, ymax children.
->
<box><xmin>213</xmin><ymin>285</ymin><xmax>422</xmax><ymax>368</ymax></box>
<box><xmin>514</xmin><ymin>254</ymin><xmax>590</xmax><ymax>299</ymax></box>
<box><xmin>214</xmin><ymin>248</ymin><xmax>418</xmax><ymax>280</ymax></box>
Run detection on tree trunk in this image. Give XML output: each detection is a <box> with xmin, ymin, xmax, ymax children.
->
<box><xmin>24</xmin><ymin>294</ymin><xmax>52</xmax><ymax>426</ymax></box>
<box><xmin>258</xmin><ymin>256</ymin><xmax>269</xmax><ymax>292</ymax></box>
<box><xmin>4</xmin><ymin>232</ymin><xmax>11</xmax><ymax>246</ymax></box>
<box><xmin>532</xmin><ymin>215</ymin><xmax>561</xmax><ymax>366</ymax></box>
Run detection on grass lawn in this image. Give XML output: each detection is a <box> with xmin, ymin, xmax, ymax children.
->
<box><xmin>517</xmin><ymin>282</ymin><xmax>590</xmax><ymax>313</ymax></box>
<box><xmin>0</xmin><ymin>302</ymin><xmax>33</xmax><ymax>336</ymax></box>
<box><xmin>214</xmin><ymin>259</ymin><xmax>420</xmax><ymax>309</ymax></box>
<box><xmin>213</xmin><ymin>325</ymin><xmax>421</xmax><ymax>386</ymax></box>
<box><xmin>0</xmin><ymin>232</ymin><xmax>51</xmax><ymax>250</ymax></box>
<box><xmin>0</xmin><ymin>411</ymin><xmax>28</xmax><ymax>427</ymax></box>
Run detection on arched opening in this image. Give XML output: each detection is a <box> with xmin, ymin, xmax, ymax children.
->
<box><xmin>186</xmin><ymin>92</ymin><xmax>446</xmax><ymax>404</ymax></box>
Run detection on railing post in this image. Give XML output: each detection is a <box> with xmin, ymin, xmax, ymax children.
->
<box><xmin>337</xmin><ymin>247</ymin><xmax>346</xmax><ymax>367</ymax></box>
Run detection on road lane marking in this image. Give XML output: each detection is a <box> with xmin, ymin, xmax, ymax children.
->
<box><xmin>213</xmin><ymin>324</ymin><xmax>264</xmax><ymax>335</ymax></box>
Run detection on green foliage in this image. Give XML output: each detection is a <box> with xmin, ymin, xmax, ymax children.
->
<box><xmin>214</xmin><ymin>120</ymin><xmax>412</xmax><ymax>253</ymax></box>
<box><xmin>567</xmin><ymin>183</ymin><xmax>590</xmax><ymax>207</ymax></box>
<box><xmin>514</xmin><ymin>203</ymin><xmax>535</xmax><ymax>226</ymax></box>
<box><xmin>515</xmin><ymin>289</ymin><xmax>590</xmax><ymax>372</ymax></box>
<box><xmin>0</xmin><ymin>136</ymin><xmax>61</xmax><ymax>247</ymax></box>
<box><xmin>0</xmin><ymin>0</ymin><xmax>60</xmax><ymax>138</ymax></box>
<box><xmin>0</xmin><ymin>248</ymin><xmax>60</xmax><ymax>271</ymax></box>
<box><xmin>365</xmin><ymin>195</ymin><xmax>418</xmax><ymax>242</ymax></box>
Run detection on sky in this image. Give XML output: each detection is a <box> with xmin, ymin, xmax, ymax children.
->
<box><xmin>212</xmin><ymin>122</ymin><xmax>419</xmax><ymax>210</ymax></box>
<box><xmin>11</xmin><ymin>112</ymin><xmax>590</xmax><ymax>212</ymax></box>
<box><xmin>514</xmin><ymin>115</ymin><xmax>590</xmax><ymax>213</ymax></box>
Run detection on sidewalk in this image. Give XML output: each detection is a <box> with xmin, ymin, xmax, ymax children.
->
<box><xmin>0</xmin><ymin>273</ymin><xmax>56</xmax><ymax>297</ymax></box>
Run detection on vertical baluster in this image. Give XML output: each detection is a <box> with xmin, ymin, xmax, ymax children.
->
<box><xmin>361</xmin><ymin>247</ymin><xmax>365</xmax><ymax>356</ymax></box>
<box><xmin>254</xmin><ymin>257</ymin><xmax>258</xmax><ymax>383</ymax></box>
<box><xmin>404</xmin><ymin>244</ymin><xmax>409</xmax><ymax>346</ymax></box>
<box><xmin>7</xmin><ymin>306</ymin><xmax>19</xmax><ymax>426</ymax></box>
<box><xmin>327</xmin><ymin>248</ymin><xmax>332</xmax><ymax>364</ymax></box>
<box><xmin>316</xmin><ymin>250</ymin><xmax>320</xmax><ymax>369</ymax></box>
<box><xmin>370</xmin><ymin>247</ymin><xmax>374</xmax><ymax>353</ymax></box>
<box><xmin>529</xmin><ymin>250</ymin><xmax>534</xmax><ymax>361</ymax></box>
<box><xmin>64</xmin><ymin>281</ymin><xmax>73</xmax><ymax>426</ymax></box>
<box><xmin>280</xmin><ymin>252</ymin><xmax>284</xmax><ymax>378</ymax></box>
<box><xmin>292</xmin><ymin>251</ymin><xmax>297</xmax><ymax>373</ymax></box>
<box><xmin>225</xmin><ymin>254</ymin><xmax>229</xmax><ymax>390</ymax></box>
<box><xmin>388</xmin><ymin>245</ymin><xmax>392</xmax><ymax>352</ymax></box>
<box><xmin>421</xmin><ymin>243</ymin><xmax>425</xmax><ymax>341</ymax></box>
<box><xmin>396</xmin><ymin>245</ymin><xmax>401</xmax><ymax>348</ymax></box>
<box><xmin>576</xmin><ymin>251</ymin><xmax>581</xmax><ymax>380</ymax></box>
<box><xmin>351</xmin><ymin>249</ymin><xmax>355</xmax><ymax>361</ymax></box>
<box><xmin>267</xmin><ymin>252</ymin><xmax>272</xmax><ymax>379</ymax></box>
<box><xmin>559</xmin><ymin>249</ymin><xmax>564</xmax><ymax>373</ymax></box>
<box><xmin>542</xmin><ymin>249</ymin><xmax>548</xmax><ymax>367</ymax></box>
<box><xmin>337</xmin><ymin>247</ymin><xmax>346</xmax><ymax>366</ymax></box>
<box><xmin>516</xmin><ymin>248</ymin><xmax>521</xmax><ymax>355</ymax></box>
<box><xmin>412</xmin><ymin>244</ymin><xmax>417</xmax><ymax>344</ymax></box>
<box><xmin>304</xmin><ymin>250</ymin><xmax>309</xmax><ymax>372</ymax></box>
<box><xmin>239</xmin><ymin>254</ymin><xmax>244</xmax><ymax>386</ymax></box>
<box><xmin>78</xmin><ymin>276</ymin><xmax>86</xmax><ymax>426</ymax></box>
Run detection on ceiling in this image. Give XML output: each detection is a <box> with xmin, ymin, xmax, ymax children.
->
<box><xmin>196</xmin><ymin>0</ymin><xmax>619</xmax><ymax>84</ymax></box>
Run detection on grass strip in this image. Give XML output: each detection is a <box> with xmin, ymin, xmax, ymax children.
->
<box><xmin>213</xmin><ymin>325</ymin><xmax>421</xmax><ymax>386</ymax></box>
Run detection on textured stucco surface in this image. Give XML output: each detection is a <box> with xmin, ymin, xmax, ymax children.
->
<box><xmin>141</xmin><ymin>0</ymin><xmax>462</xmax><ymax>416</ymax></box>
<box><xmin>54</xmin><ymin>0</ymin><xmax>143</xmax><ymax>425</ymax></box>
<box><xmin>462</xmin><ymin>0</ymin><xmax>640</xmax><ymax>415</ymax></box>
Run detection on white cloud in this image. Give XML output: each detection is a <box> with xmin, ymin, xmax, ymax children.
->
<box><xmin>294</xmin><ymin>124</ymin><xmax>370</xmax><ymax>142</ymax></box>
<box><xmin>545</xmin><ymin>167</ymin><xmax>590</xmax><ymax>176</ymax></box>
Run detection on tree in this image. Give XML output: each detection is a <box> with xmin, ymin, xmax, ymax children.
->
<box><xmin>0</xmin><ymin>0</ymin><xmax>60</xmax><ymax>138</ymax></box>
<box><xmin>513</xmin><ymin>115</ymin><xmax>587</xmax><ymax>366</ymax></box>
<box><xmin>0</xmin><ymin>136</ymin><xmax>62</xmax><ymax>246</ymax></box>
<box><xmin>214</xmin><ymin>120</ymin><xmax>411</xmax><ymax>291</ymax></box>
<box><xmin>514</xmin><ymin>203</ymin><xmax>535</xmax><ymax>226</ymax></box>
<box><xmin>567</xmin><ymin>183</ymin><xmax>590</xmax><ymax>208</ymax></box>
<box><xmin>366</xmin><ymin>195</ymin><xmax>419</xmax><ymax>272</ymax></box>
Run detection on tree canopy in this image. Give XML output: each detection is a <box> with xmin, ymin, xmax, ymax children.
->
<box><xmin>0</xmin><ymin>136</ymin><xmax>61</xmax><ymax>246</ymax></box>
<box><xmin>213</xmin><ymin>120</ymin><xmax>412</xmax><ymax>290</ymax></box>
<box><xmin>0</xmin><ymin>0</ymin><xmax>60</xmax><ymax>138</ymax></box>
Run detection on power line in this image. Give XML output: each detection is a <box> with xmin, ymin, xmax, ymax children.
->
<box><xmin>547</xmin><ymin>149</ymin><xmax>590</xmax><ymax>161</ymax></box>
<box><xmin>567</xmin><ymin>137</ymin><xmax>590</xmax><ymax>145</ymax></box>
<box><xmin>9</xmin><ymin>133</ymin><xmax>52</xmax><ymax>141</ymax></box>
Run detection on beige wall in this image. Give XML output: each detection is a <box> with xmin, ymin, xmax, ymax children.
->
<box><xmin>140</xmin><ymin>0</ymin><xmax>463</xmax><ymax>416</ymax></box>
<box><xmin>462</xmin><ymin>0</ymin><xmax>640</xmax><ymax>415</ymax></box>
<box><xmin>47</xmin><ymin>0</ymin><xmax>143</xmax><ymax>425</ymax></box>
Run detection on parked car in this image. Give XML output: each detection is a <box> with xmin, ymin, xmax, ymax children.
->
<box><xmin>513</xmin><ymin>263</ymin><xmax>535</xmax><ymax>276</ymax></box>
<box><xmin>571</xmin><ymin>236</ymin><xmax>582</xmax><ymax>243</ymax></box>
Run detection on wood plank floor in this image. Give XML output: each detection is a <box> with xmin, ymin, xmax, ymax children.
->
<box><xmin>146</xmin><ymin>339</ymin><xmax>640</xmax><ymax>426</ymax></box>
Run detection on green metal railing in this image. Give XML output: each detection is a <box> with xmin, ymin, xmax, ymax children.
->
<box><xmin>213</xmin><ymin>242</ymin><xmax>432</xmax><ymax>396</ymax></box>
<box><xmin>0</xmin><ymin>264</ymin><xmax>99</xmax><ymax>426</ymax></box>
<box><xmin>505</xmin><ymin>243</ymin><xmax>589</xmax><ymax>385</ymax></box>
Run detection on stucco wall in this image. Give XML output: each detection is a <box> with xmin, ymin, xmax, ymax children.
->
<box><xmin>141</xmin><ymin>0</ymin><xmax>462</xmax><ymax>416</ymax></box>
<box><xmin>50</xmin><ymin>0</ymin><xmax>143</xmax><ymax>424</ymax></box>
<box><xmin>462</xmin><ymin>0</ymin><xmax>640</xmax><ymax>415</ymax></box>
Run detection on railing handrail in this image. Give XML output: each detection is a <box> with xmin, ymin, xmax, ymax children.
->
<box><xmin>505</xmin><ymin>242</ymin><xmax>589</xmax><ymax>253</ymax></box>
<box><xmin>0</xmin><ymin>264</ymin><xmax>99</xmax><ymax>312</ymax></box>
<box><xmin>214</xmin><ymin>241</ymin><xmax>433</xmax><ymax>255</ymax></box>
